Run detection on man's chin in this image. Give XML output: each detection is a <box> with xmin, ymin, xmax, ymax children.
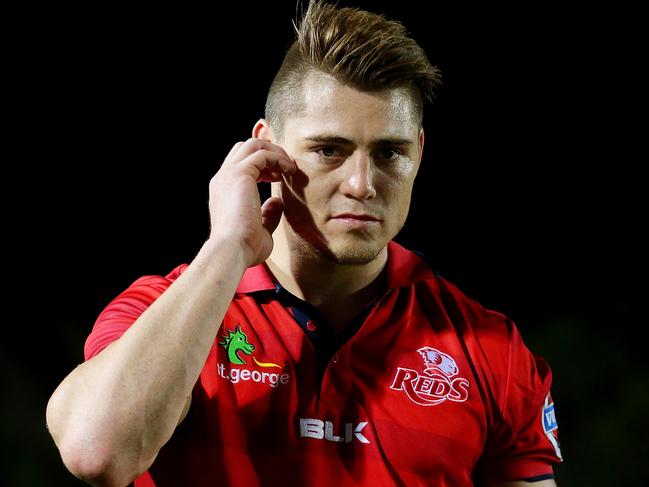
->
<box><xmin>286</xmin><ymin>222</ymin><xmax>388</xmax><ymax>266</ymax></box>
<box><xmin>322</xmin><ymin>240</ymin><xmax>385</xmax><ymax>266</ymax></box>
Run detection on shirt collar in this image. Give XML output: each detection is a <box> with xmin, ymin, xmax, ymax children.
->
<box><xmin>235</xmin><ymin>241</ymin><xmax>434</xmax><ymax>294</ymax></box>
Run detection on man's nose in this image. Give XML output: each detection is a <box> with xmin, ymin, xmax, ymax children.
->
<box><xmin>340</xmin><ymin>152</ymin><xmax>377</xmax><ymax>200</ymax></box>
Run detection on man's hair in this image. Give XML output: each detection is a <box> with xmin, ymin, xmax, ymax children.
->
<box><xmin>265</xmin><ymin>0</ymin><xmax>442</xmax><ymax>142</ymax></box>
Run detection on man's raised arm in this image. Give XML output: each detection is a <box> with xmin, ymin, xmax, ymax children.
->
<box><xmin>45</xmin><ymin>138</ymin><xmax>296</xmax><ymax>487</ymax></box>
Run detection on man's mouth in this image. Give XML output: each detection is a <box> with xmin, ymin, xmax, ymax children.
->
<box><xmin>331</xmin><ymin>213</ymin><xmax>381</xmax><ymax>222</ymax></box>
<box><xmin>330</xmin><ymin>213</ymin><xmax>382</xmax><ymax>228</ymax></box>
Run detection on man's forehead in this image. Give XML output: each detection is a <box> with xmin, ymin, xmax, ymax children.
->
<box><xmin>285</xmin><ymin>75</ymin><xmax>419</xmax><ymax>142</ymax></box>
<box><xmin>303</xmin><ymin>74</ymin><xmax>413</xmax><ymax>110</ymax></box>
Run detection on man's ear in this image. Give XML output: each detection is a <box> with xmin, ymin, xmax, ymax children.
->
<box><xmin>418</xmin><ymin>126</ymin><xmax>425</xmax><ymax>164</ymax></box>
<box><xmin>253</xmin><ymin>119</ymin><xmax>274</xmax><ymax>142</ymax></box>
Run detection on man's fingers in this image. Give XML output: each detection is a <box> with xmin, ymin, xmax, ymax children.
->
<box><xmin>257</xmin><ymin>169</ymin><xmax>284</xmax><ymax>183</ymax></box>
<box><xmin>260</xmin><ymin>196</ymin><xmax>284</xmax><ymax>234</ymax></box>
<box><xmin>244</xmin><ymin>149</ymin><xmax>297</xmax><ymax>178</ymax></box>
<box><xmin>224</xmin><ymin>138</ymin><xmax>296</xmax><ymax>171</ymax></box>
<box><xmin>224</xmin><ymin>141</ymin><xmax>245</xmax><ymax>161</ymax></box>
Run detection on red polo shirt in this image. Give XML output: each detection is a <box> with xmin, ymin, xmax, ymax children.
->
<box><xmin>84</xmin><ymin>241</ymin><xmax>562</xmax><ymax>486</ymax></box>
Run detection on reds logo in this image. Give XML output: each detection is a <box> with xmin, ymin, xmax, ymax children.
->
<box><xmin>389</xmin><ymin>347</ymin><xmax>470</xmax><ymax>406</ymax></box>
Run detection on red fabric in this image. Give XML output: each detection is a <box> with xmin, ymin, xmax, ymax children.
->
<box><xmin>84</xmin><ymin>241</ymin><xmax>561</xmax><ymax>486</ymax></box>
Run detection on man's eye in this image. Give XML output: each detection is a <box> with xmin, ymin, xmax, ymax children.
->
<box><xmin>317</xmin><ymin>146</ymin><xmax>340</xmax><ymax>158</ymax></box>
<box><xmin>378</xmin><ymin>148</ymin><xmax>402</xmax><ymax>160</ymax></box>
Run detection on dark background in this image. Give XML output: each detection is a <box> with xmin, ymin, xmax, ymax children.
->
<box><xmin>3</xmin><ymin>1</ymin><xmax>645</xmax><ymax>485</ymax></box>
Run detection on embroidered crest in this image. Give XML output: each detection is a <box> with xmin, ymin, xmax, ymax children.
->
<box><xmin>389</xmin><ymin>346</ymin><xmax>470</xmax><ymax>406</ymax></box>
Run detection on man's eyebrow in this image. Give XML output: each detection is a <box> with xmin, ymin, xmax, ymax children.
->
<box><xmin>303</xmin><ymin>135</ymin><xmax>415</xmax><ymax>146</ymax></box>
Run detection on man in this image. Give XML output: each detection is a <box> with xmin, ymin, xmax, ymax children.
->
<box><xmin>46</xmin><ymin>1</ymin><xmax>562</xmax><ymax>485</ymax></box>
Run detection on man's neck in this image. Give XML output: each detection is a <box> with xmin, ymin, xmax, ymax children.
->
<box><xmin>266</xmin><ymin>223</ymin><xmax>388</xmax><ymax>333</ymax></box>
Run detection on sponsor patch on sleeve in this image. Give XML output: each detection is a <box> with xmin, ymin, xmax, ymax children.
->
<box><xmin>543</xmin><ymin>401</ymin><xmax>558</xmax><ymax>433</ymax></box>
<box><xmin>542</xmin><ymin>393</ymin><xmax>563</xmax><ymax>460</ymax></box>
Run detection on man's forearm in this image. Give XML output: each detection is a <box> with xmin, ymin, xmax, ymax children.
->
<box><xmin>46</xmin><ymin>237</ymin><xmax>247</xmax><ymax>485</ymax></box>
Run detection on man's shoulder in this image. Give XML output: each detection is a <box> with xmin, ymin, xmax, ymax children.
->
<box><xmin>102</xmin><ymin>263</ymin><xmax>191</xmax><ymax>308</ymax></box>
<box><xmin>432</xmin><ymin>274</ymin><xmax>504</xmax><ymax>316</ymax></box>
<box><xmin>128</xmin><ymin>263</ymin><xmax>189</xmax><ymax>289</ymax></box>
<box><xmin>409</xmin><ymin>260</ymin><xmax>513</xmax><ymax>340</ymax></box>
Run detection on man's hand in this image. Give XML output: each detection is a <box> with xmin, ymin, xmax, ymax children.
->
<box><xmin>208</xmin><ymin>138</ymin><xmax>297</xmax><ymax>267</ymax></box>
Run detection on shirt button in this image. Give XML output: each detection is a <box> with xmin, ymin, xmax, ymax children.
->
<box><xmin>306</xmin><ymin>320</ymin><xmax>318</xmax><ymax>332</ymax></box>
<box><xmin>332</xmin><ymin>353</ymin><xmax>339</xmax><ymax>364</ymax></box>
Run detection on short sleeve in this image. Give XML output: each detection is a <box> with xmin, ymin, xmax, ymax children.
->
<box><xmin>83</xmin><ymin>264</ymin><xmax>188</xmax><ymax>361</ymax></box>
<box><xmin>478</xmin><ymin>322</ymin><xmax>563</xmax><ymax>482</ymax></box>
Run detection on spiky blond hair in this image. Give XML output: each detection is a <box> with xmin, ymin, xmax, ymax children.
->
<box><xmin>265</xmin><ymin>0</ymin><xmax>441</xmax><ymax>141</ymax></box>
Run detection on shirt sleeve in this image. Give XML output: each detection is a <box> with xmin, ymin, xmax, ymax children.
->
<box><xmin>83</xmin><ymin>264</ymin><xmax>188</xmax><ymax>361</ymax></box>
<box><xmin>478</xmin><ymin>321</ymin><xmax>563</xmax><ymax>482</ymax></box>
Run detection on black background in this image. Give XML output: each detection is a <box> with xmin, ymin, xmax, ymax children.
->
<box><xmin>3</xmin><ymin>1</ymin><xmax>645</xmax><ymax>485</ymax></box>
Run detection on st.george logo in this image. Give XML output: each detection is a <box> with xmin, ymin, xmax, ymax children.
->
<box><xmin>219</xmin><ymin>324</ymin><xmax>282</xmax><ymax>368</ymax></box>
<box><xmin>219</xmin><ymin>324</ymin><xmax>255</xmax><ymax>364</ymax></box>
<box><xmin>390</xmin><ymin>347</ymin><xmax>470</xmax><ymax>406</ymax></box>
<box><xmin>217</xmin><ymin>324</ymin><xmax>291</xmax><ymax>388</ymax></box>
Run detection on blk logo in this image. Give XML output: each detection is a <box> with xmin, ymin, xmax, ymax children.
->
<box><xmin>299</xmin><ymin>418</ymin><xmax>370</xmax><ymax>444</ymax></box>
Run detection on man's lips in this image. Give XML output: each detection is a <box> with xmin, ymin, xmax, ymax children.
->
<box><xmin>331</xmin><ymin>213</ymin><xmax>382</xmax><ymax>222</ymax></box>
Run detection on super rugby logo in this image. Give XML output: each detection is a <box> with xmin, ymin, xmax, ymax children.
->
<box><xmin>389</xmin><ymin>347</ymin><xmax>470</xmax><ymax>406</ymax></box>
<box><xmin>218</xmin><ymin>324</ymin><xmax>290</xmax><ymax>388</ymax></box>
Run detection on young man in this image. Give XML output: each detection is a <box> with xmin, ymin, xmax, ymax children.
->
<box><xmin>46</xmin><ymin>1</ymin><xmax>562</xmax><ymax>485</ymax></box>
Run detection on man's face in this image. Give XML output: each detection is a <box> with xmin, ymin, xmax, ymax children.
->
<box><xmin>276</xmin><ymin>74</ymin><xmax>424</xmax><ymax>265</ymax></box>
